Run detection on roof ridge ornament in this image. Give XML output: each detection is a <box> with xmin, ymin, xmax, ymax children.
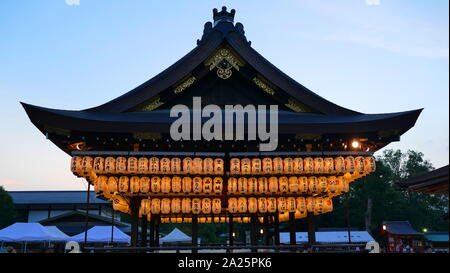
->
<box><xmin>213</xmin><ymin>6</ymin><xmax>235</xmax><ymax>26</ymax></box>
<box><xmin>205</xmin><ymin>48</ymin><xmax>245</xmax><ymax>80</ymax></box>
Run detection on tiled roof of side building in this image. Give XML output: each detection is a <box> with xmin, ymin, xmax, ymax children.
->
<box><xmin>8</xmin><ymin>191</ymin><xmax>110</xmax><ymax>204</ymax></box>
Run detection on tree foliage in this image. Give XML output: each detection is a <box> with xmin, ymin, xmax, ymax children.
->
<box><xmin>0</xmin><ymin>186</ymin><xmax>17</xmax><ymax>229</ymax></box>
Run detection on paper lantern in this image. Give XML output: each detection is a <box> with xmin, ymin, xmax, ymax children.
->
<box><xmin>306</xmin><ymin>197</ymin><xmax>315</xmax><ymax>212</ymax></box>
<box><xmin>182</xmin><ymin>157</ymin><xmax>193</xmax><ymax>174</ymax></box>
<box><xmin>171</xmin><ymin>198</ymin><xmax>181</xmax><ymax>213</ymax></box>
<box><xmin>213</xmin><ymin>177</ymin><xmax>223</xmax><ymax>194</ymax></box>
<box><xmin>161</xmin><ymin>198</ymin><xmax>171</xmax><ymax>214</ymax></box>
<box><xmin>92</xmin><ymin>177</ymin><xmax>100</xmax><ymax>193</ymax></box>
<box><xmin>171</xmin><ymin>218</ymin><xmax>178</xmax><ymax>224</ymax></box>
<box><xmin>273</xmin><ymin>157</ymin><xmax>283</xmax><ymax>174</ymax></box>
<box><xmin>192</xmin><ymin>177</ymin><xmax>202</xmax><ymax>194</ymax></box>
<box><xmin>298</xmin><ymin>177</ymin><xmax>308</xmax><ymax>194</ymax></box>
<box><xmin>303</xmin><ymin>157</ymin><xmax>314</xmax><ymax>174</ymax></box>
<box><xmin>327</xmin><ymin>176</ymin><xmax>338</xmax><ymax>195</ymax></box>
<box><xmin>129</xmin><ymin>176</ymin><xmax>140</xmax><ymax>193</ymax></box>
<box><xmin>336</xmin><ymin>176</ymin><xmax>345</xmax><ymax>194</ymax></box>
<box><xmin>112</xmin><ymin>194</ymin><xmax>130</xmax><ymax>214</ymax></box>
<box><xmin>213</xmin><ymin>217</ymin><xmax>220</xmax><ymax>223</ymax></box>
<box><xmin>314</xmin><ymin>197</ymin><xmax>324</xmax><ymax>215</ymax></box>
<box><xmin>212</xmin><ymin>198</ymin><xmax>221</xmax><ymax>214</ymax></box>
<box><xmin>314</xmin><ymin>157</ymin><xmax>324</xmax><ymax>174</ymax></box>
<box><xmin>364</xmin><ymin>156</ymin><xmax>376</xmax><ymax>173</ymax></box>
<box><xmin>230</xmin><ymin>158</ymin><xmax>241</xmax><ymax>175</ymax></box>
<box><xmin>268</xmin><ymin>177</ymin><xmax>278</xmax><ymax>193</ymax></box>
<box><xmin>81</xmin><ymin>156</ymin><xmax>93</xmax><ymax>175</ymax></box>
<box><xmin>323</xmin><ymin>198</ymin><xmax>333</xmax><ymax>213</ymax></box>
<box><xmin>127</xmin><ymin>157</ymin><xmax>138</xmax><ymax>174</ymax></box>
<box><xmin>118</xmin><ymin>176</ymin><xmax>129</xmax><ymax>193</ymax></box>
<box><xmin>288</xmin><ymin>176</ymin><xmax>299</xmax><ymax>193</ymax></box>
<box><xmin>283</xmin><ymin>158</ymin><xmax>293</xmax><ymax>174</ymax></box>
<box><xmin>277</xmin><ymin>197</ymin><xmax>287</xmax><ymax>213</ymax></box>
<box><xmin>248</xmin><ymin>197</ymin><xmax>258</xmax><ymax>213</ymax></box>
<box><xmin>151</xmin><ymin>198</ymin><xmax>161</xmax><ymax>214</ymax></box>
<box><xmin>342</xmin><ymin>177</ymin><xmax>350</xmax><ymax>193</ymax></box>
<box><xmin>296</xmin><ymin>197</ymin><xmax>306</xmax><ymax>212</ymax></box>
<box><xmin>138</xmin><ymin>157</ymin><xmax>149</xmax><ymax>174</ymax></box>
<box><xmin>287</xmin><ymin>197</ymin><xmax>296</xmax><ymax>212</ymax></box>
<box><xmin>71</xmin><ymin>156</ymin><xmax>83</xmax><ymax>175</ymax></box>
<box><xmin>149</xmin><ymin>157</ymin><xmax>160</xmax><ymax>173</ymax></box>
<box><xmin>238</xmin><ymin>197</ymin><xmax>247</xmax><ymax>213</ymax></box>
<box><xmin>141</xmin><ymin>199</ymin><xmax>151</xmax><ymax>215</ymax></box>
<box><xmin>345</xmin><ymin>156</ymin><xmax>355</xmax><ymax>173</ymax></box>
<box><xmin>116</xmin><ymin>157</ymin><xmax>127</xmax><ymax>173</ymax></box>
<box><xmin>160</xmin><ymin>158</ymin><xmax>171</xmax><ymax>174</ymax></box>
<box><xmin>308</xmin><ymin>176</ymin><xmax>319</xmax><ymax>194</ymax></box>
<box><xmin>203</xmin><ymin>177</ymin><xmax>213</xmax><ymax>194</ymax></box>
<box><xmin>262</xmin><ymin>158</ymin><xmax>273</xmax><ymax>174</ymax></box>
<box><xmin>228</xmin><ymin>198</ymin><xmax>238</xmax><ymax>213</ymax></box>
<box><xmin>182</xmin><ymin>177</ymin><xmax>192</xmax><ymax>193</ymax></box>
<box><xmin>168</xmin><ymin>157</ymin><xmax>180</xmax><ymax>174</ymax></box>
<box><xmin>161</xmin><ymin>177</ymin><xmax>171</xmax><ymax>193</ymax></box>
<box><xmin>199</xmin><ymin>217</ymin><xmax>206</xmax><ymax>224</ymax></box>
<box><xmin>191</xmin><ymin>198</ymin><xmax>201</xmax><ymax>214</ymax></box>
<box><xmin>238</xmin><ymin>177</ymin><xmax>248</xmax><ymax>194</ymax></box>
<box><xmin>181</xmin><ymin>198</ymin><xmax>191</xmax><ymax>213</ymax></box>
<box><xmin>295</xmin><ymin>210</ymin><xmax>307</xmax><ymax>220</ymax></box>
<box><xmin>138</xmin><ymin>177</ymin><xmax>150</xmax><ymax>193</ymax></box>
<box><xmin>258</xmin><ymin>177</ymin><xmax>268</xmax><ymax>194</ymax></box>
<box><xmin>267</xmin><ymin>197</ymin><xmax>277</xmax><ymax>213</ymax></box>
<box><xmin>214</xmin><ymin>158</ymin><xmax>224</xmax><ymax>175</ymax></box>
<box><xmin>150</xmin><ymin>176</ymin><xmax>161</xmax><ymax>193</ymax></box>
<box><xmin>355</xmin><ymin>156</ymin><xmax>365</xmax><ymax>173</ymax></box>
<box><xmin>334</xmin><ymin>156</ymin><xmax>345</xmax><ymax>173</ymax></box>
<box><xmin>324</xmin><ymin>157</ymin><xmax>335</xmax><ymax>174</ymax></box>
<box><xmin>318</xmin><ymin>176</ymin><xmax>328</xmax><ymax>193</ymax></box>
<box><xmin>258</xmin><ymin>198</ymin><xmax>267</xmax><ymax>213</ymax></box>
<box><xmin>93</xmin><ymin>157</ymin><xmax>105</xmax><ymax>174</ymax></box>
<box><xmin>201</xmin><ymin>198</ymin><xmax>212</xmax><ymax>214</ymax></box>
<box><xmin>278</xmin><ymin>177</ymin><xmax>289</xmax><ymax>193</ymax></box>
<box><xmin>203</xmin><ymin>158</ymin><xmax>214</xmax><ymax>175</ymax></box>
<box><xmin>104</xmin><ymin>157</ymin><xmax>116</xmax><ymax>173</ymax></box>
<box><xmin>227</xmin><ymin>177</ymin><xmax>238</xmax><ymax>194</ymax></box>
<box><xmin>171</xmin><ymin>176</ymin><xmax>182</xmax><ymax>193</ymax></box>
<box><xmin>106</xmin><ymin>176</ymin><xmax>118</xmax><ymax>194</ymax></box>
<box><xmin>247</xmin><ymin>177</ymin><xmax>258</xmax><ymax>194</ymax></box>
<box><xmin>193</xmin><ymin>158</ymin><xmax>203</xmax><ymax>174</ymax></box>
<box><xmin>293</xmin><ymin>158</ymin><xmax>303</xmax><ymax>174</ymax></box>
<box><xmin>241</xmin><ymin>158</ymin><xmax>251</xmax><ymax>175</ymax></box>
<box><xmin>96</xmin><ymin>176</ymin><xmax>108</xmax><ymax>193</ymax></box>
<box><xmin>251</xmin><ymin>158</ymin><xmax>262</xmax><ymax>174</ymax></box>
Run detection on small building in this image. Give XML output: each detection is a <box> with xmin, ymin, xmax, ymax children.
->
<box><xmin>423</xmin><ymin>232</ymin><xmax>449</xmax><ymax>253</ymax></box>
<box><xmin>380</xmin><ymin>221</ymin><xmax>424</xmax><ymax>253</ymax></box>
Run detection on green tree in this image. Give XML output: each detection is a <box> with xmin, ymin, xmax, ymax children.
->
<box><xmin>0</xmin><ymin>186</ymin><xmax>17</xmax><ymax>229</ymax></box>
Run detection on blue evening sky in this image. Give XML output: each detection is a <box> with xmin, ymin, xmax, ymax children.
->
<box><xmin>0</xmin><ymin>0</ymin><xmax>448</xmax><ymax>190</ymax></box>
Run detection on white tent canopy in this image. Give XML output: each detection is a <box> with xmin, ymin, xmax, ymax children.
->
<box><xmin>160</xmin><ymin>228</ymin><xmax>192</xmax><ymax>244</ymax></box>
<box><xmin>280</xmin><ymin>231</ymin><xmax>375</xmax><ymax>244</ymax></box>
<box><xmin>70</xmin><ymin>226</ymin><xmax>130</xmax><ymax>244</ymax></box>
<box><xmin>0</xmin><ymin>223</ymin><xmax>68</xmax><ymax>242</ymax></box>
<box><xmin>44</xmin><ymin>226</ymin><xmax>70</xmax><ymax>241</ymax></box>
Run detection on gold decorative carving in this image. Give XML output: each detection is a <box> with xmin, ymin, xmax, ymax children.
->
<box><xmin>139</xmin><ymin>96</ymin><xmax>164</xmax><ymax>111</ymax></box>
<box><xmin>285</xmin><ymin>97</ymin><xmax>311</xmax><ymax>113</ymax></box>
<box><xmin>253</xmin><ymin>77</ymin><xmax>275</xmax><ymax>95</ymax></box>
<box><xmin>174</xmin><ymin>76</ymin><xmax>196</xmax><ymax>94</ymax></box>
<box><xmin>205</xmin><ymin>48</ymin><xmax>244</xmax><ymax>79</ymax></box>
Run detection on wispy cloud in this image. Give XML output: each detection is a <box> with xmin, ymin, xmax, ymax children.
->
<box><xmin>65</xmin><ymin>0</ymin><xmax>80</xmax><ymax>6</ymax></box>
<box><xmin>365</xmin><ymin>0</ymin><xmax>381</xmax><ymax>6</ymax></box>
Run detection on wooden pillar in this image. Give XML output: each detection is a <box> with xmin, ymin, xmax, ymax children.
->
<box><xmin>83</xmin><ymin>183</ymin><xmax>91</xmax><ymax>245</ymax></box>
<box><xmin>307</xmin><ymin>212</ymin><xmax>316</xmax><ymax>245</ymax></box>
<box><xmin>130</xmin><ymin>198</ymin><xmax>139</xmax><ymax>247</ymax></box>
<box><xmin>228</xmin><ymin>216</ymin><xmax>234</xmax><ymax>246</ymax></box>
<box><xmin>250</xmin><ymin>215</ymin><xmax>258</xmax><ymax>253</ymax></box>
<box><xmin>289</xmin><ymin>212</ymin><xmax>296</xmax><ymax>248</ymax></box>
<box><xmin>149</xmin><ymin>215</ymin><xmax>155</xmax><ymax>247</ymax></box>
<box><xmin>274</xmin><ymin>214</ymin><xmax>280</xmax><ymax>251</ymax></box>
<box><xmin>345</xmin><ymin>193</ymin><xmax>352</xmax><ymax>243</ymax></box>
<box><xmin>192</xmin><ymin>215</ymin><xmax>198</xmax><ymax>253</ymax></box>
<box><xmin>263</xmin><ymin>215</ymin><xmax>270</xmax><ymax>246</ymax></box>
<box><xmin>155</xmin><ymin>215</ymin><xmax>160</xmax><ymax>246</ymax></box>
<box><xmin>141</xmin><ymin>216</ymin><xmax>148</xmax><ymax>247</ymax></box>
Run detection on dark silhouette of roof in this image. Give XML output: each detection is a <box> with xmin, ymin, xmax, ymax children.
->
<box><xmin>397</xmin><ymin>165</ymin><xmax>449</xmax><ymax>194</ymax></box>
<box><xmin>382</xmin><ymin>221</ymin><xmax>422</xmax><ymax>236</ymax></box>
<box><xmin>8</xmin><ymin>191</ymin><xmax>109</xmax><ymax>204</ymax></box>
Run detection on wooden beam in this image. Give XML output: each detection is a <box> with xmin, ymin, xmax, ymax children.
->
<box><xmin>307</xmin><ymin>212</ymin><xmax>316</xmax><ymax>245</ymax></box>
<box><xmin>289</xmin><ymin>212</ymin><xmax>296</xmax><ymax>248</ymax></box>
<box><xmin>192</xmin><ymin>215</ymin><xmax>198</xmax><ymax>253</ymax></box>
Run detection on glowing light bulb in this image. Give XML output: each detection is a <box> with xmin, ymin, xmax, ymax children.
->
<box><xmin>351</xmin><ymin>140</ymin><xmax>360</xmax><ymax>149</ymax></box>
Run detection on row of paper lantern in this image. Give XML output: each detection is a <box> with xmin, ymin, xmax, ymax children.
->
<box><xmin>71</xmin><ymin>156</ymin><xmax>224</xmax><ymax>176</ymax></box>
<box><xmin>229</xmin><ymin>156</ymin><xmax>375</xmax><ymax>175</ymax></box>
<box><xmin>157</xmin><ymin>214</ymin><xmax>306</xmax><ymax>223</ymax></box>
<box><xmin>140</xmin><ymin>198</ymin><xmax>222</xmax><ymax>215</ymax></box>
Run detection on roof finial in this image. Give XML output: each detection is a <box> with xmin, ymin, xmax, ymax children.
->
<box><xmin>213</xmin><ymin>6</ymin><xmax>235</xmax><ymax>26</ymax></box>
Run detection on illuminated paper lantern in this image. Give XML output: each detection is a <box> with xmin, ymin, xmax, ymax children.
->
<box><xmin>268</xmin><ymin>177</ymin><xmax>278</xmax><ymax>193</ymax></box>
<box><xmin>258</xmin><ymin>177</ymin><xmax>268</xmax><ymax>194</ymax></box>
<box><xmin>149</xmin><ymin>157</ymin><xmax>160</xmax><ymax>173</ymax></box>
<box><xmin>161</xmin><ymin>176</ymin><xmax>171</xmax><ymax>194</ymax></box>
<box><xmin>355</xmin><ymin>156</ymin><xmax>365</xmax><ymax>173</ymax></box>
<box><xmin>171</xmin><ymin>157</ymin><xmax>181</xmax><ymax>174</ymax></box>
<box><xmin>238</xmin><ymin>177</ymin><xmax>248</xmax><ymax>194</ymax></box>
<box><xmin>227</xmin><ymin>177</ymin><xmax>238</xmax><ymax>194</ymax></box>
<box><xmin>118</xmin><ymin>176</ymin><xmax>129</xmax><ymax>193</ymax></box>
<box><xmin>318</xmin><ymin>176</ymin><xmax>328</xmax><ymax>193</ymax></box>
<box><xmin>241</xmin><ymin>158</ymin><xmax>251</xmax><ymax>175</ymax></box>
<box><xmin>342</xmin><ymin>178</ymin><xmax>350</xmax><ymax>193</ymax></box>
<box><xmin>161</xmin><ymin>198</ymin><xmax>171</xmax><ymax>214</ymax></box>
<box><xmin>213</xmin><ymin>177</ymin><xmax>223</xmax><ymax>194</ymax></box>
<box><xmin>141</xmin><ymin>199</ymin><xmax>151</xmax><ymax>215</ymax></box>
<box><xmin>228</xmin><ymin>198</ymin><xmax>238</xmax><ymax>213</ymax></box>
<box><xmin>116</xmin><ymin>157</ymin><xmax>127</xmax><ymax>173</ymax></box>
<box><xmin>323</xmin><ymin>198</ymin><xmax>333</xmax><ymax>213</ymax></box>
<box><xmin>182</xmin><ymin>177</ymin><xmax>192</xmax><ymax>193</ymax></box>
<box><xmin>112</xmin><ymin>194</ymin><xmax>130</xmax><ymax>214</ymax></box>
<box><xmin>306</xmin><ymin>197</ymin><xmax>315</xmax><ymax>212</ymax></box>
<box><xmin>81</xmin><ymin>156</ymin><xmax>94</xmax><ymax>175</ymax></box>
<box><xmin>192</xmin><ymin>198</ymin><xmax>201</xmax><ymax>214</ymax></box>
<box><xmin>92</xmin><ymin>177</ymin><xmax>100</xmax><ymax>193</ymax></box>
<box><xmin>130</xmin><ymin>176</ymin><xmax>140</xmax><ymax>193</ymax></box>
<box><xmin>139</xmin><ymin>177</ymin><xmax>150</xmax><ymax>193</ymax></box>
<box><xmin>334</xmin><ymin>156</ymin><xmax>345</xmax><ymax>173</ymax></box>
<box><xmin>212</xmin><ymin>198</ymin><xmax>221</xmax><ymax>214</ymax></box>
<box><xmin>293</xmin><ymin>158</ymin><xmax>303</xmax><ymax>174</ymax></box>
<box><xmin>287</xmin><ymin>197</ymin><xmax>296</xmax><ymax>212</ymax></box>
<box><xmin>213</xmin><ymin>217</ymin><xmax>220</xmax><ymax>223</ymax></box>
<box><xmin>181</xmin><ymin>198</ymin><xmax>191</xmax><ymax>214</ymax></box>
<box><xmin>273</xmin><ymin>157</ymin><xmax>283</xmax><ymax>174</ymax></box>
<box><xmin>258</xmin><ymin>198</ymin><xmax>267</xmax><ymax>213</ymax></box>
<box><xmin>303</xmin><ymin>157</ymin><xmax>314</xmax><ymax>174</ymax></box>
<box><xmin>203</xmin><ymin>158</ymin><xmax>214</xmax><ymax>174</ymax></box>
<box><xmin>127</xmin><ymin>157</ymin><xmax>138</xmax><ymax>173</ymax></box>
<box><xmin>160</xmin><ymin>158</ymin><xmax>171</xmax><ymax>174</ymax></box>
<box><xmin>248</xmin><ymin>197</ymin><xmax>258</xmax><ymax>213</ymax></box>
<box><xmin>364</xmin><ymin>156</ymin><xmax>376</xmax><ymax>173</ymax></box>
<box><xmin>262</xmin><ymin>158</ymin><xmax>273</xmax><ymax>174</ymax></box>
<box><xmin>71</xmin><ymin>156</ymin><xmax>83</xmax><ymax>175</ymax></box>
<box><xmin>324</xmin><ymin>157</ymin><xmax>335</xmax><ymax>174</ymax></box>
<box><xmin>314</xmin><ymin>197</ymin><xmax>324</xmax><ymax>215</ymax></box>
<box><xmin>296</xmin><ymin>197</ymin><xmax>306</xmax><ymax>212</ymax></box>
<box><xmin>230</xmin><ymin>158</ymin><xmax>241</xmax><ymax>175</ymax></box>
<box><xmin>176</xmin><ymin>217</ymin><xmax>183</xmax><ymax>224</ymax></box>
<box><xmin>336</xmin><ymin>176</ymin><xmax>345</xmax><ymax>194</ymax></box>
<box><xmin>288</xmin><ymin>176</ymin><xmax>299</xmax><ymax>193</ymax></box>
<box><xmin>283</xmin><ymin>158</ymin><xmax>293</xmax><ymax>174</ymax></box>
<box><xmin>345</xmin><ymin>156</ymin><xmax>355</xmax><ymax>173</ymax></box>
<box><xmin>247</xmin><ymin>177</ymin><xmax>258</xmax><ymax>194</ymax></box>
<box><xmin>171</xmin><ymin>198</ymin><xmax>181</xmax><ymax>213</ymax></box>
<box><xmin>151</xmin><ymin>199</ymin><xmax>161</xmax><ymax>214</ymax></box>
<box><xmin>203</xmin><ymin>177</ymin><xmax>213</xmax><ymax>194</ymax></box>
<box><xmin>193</xmin><ymin>158</ymin><xmax>203</xmax><ymax>174</ymax></box>
<box><xmin>295</xmin><ymin>210</ymin><xmax>307</xmax><ymax>219</ymax></box>
<box><xmin>214</xmin><ymin>158</ymin><xmax>224</xmax><ymax>175</ymax></box>
<box><xmin>314</xmin><ymin>157</ymin><xmax>324</xmax><ymax>174</ymax></box>
<box><xmin>107</xmin><ymin>176</ymin><xmax>118</xmax><ymax>194</ymax></box>
<box><xmin>267</xmin><ymin>197</ymin><xmax>277</xmax><ymax>213</ymax></box>
<box><xmin>251</xmin><ymin>158</ymin><xmax>262</xmax><ymax>174</ymax></box>
<box><xmin>192</xmin><ymin>177</ymin><xmax>202</xmax><ymax>194</ymax></box>
<box><xmin>298</xmin><ymin>177</ymin><xmax>308</xmax><ymax>194</ymax></box>
<box><xmin>182</xmin><ymin>157</ymin><xmax>193</xmax><ymax>174</ymax></box>
<box><xmin>138</xmin><ymin>157</ymin><xmax>149</xmax><ymax>174</ymax></box>
<box><xmin>238</xmin><ymin>197</ymin><xmax>247</xmax><ymax>213</ymax></box>
<box><xmin>201</xmin><ymin>198</ymin><xmax>212</xmax><ymax>214</ymax></box>
<box><xmin>93</xmin><ymin>157</ymin><xmax>105</xmax><ymax>174</ymax></box>
<box><xmin>171</xmin><ymin>176</ymin><xmax>182</xmax><ymax>193</ymax></box>
<box><xmin>327</xmin><ymin>176</ymin><xmax>338</xmax><ymax>195</ymax></box>
<box><xmin>278</xmin><ymin>177</ymin><xmax>289</xmax><ymax>193</ymax></box>
<box><xmin>277</xmin><ymin>197</ymin><xmax>287</xmax><ymax>213</ymax></box>
<box><xmin>308</xmin><ymin>176</ymin><xmax>319</xmax><ymax>194</ymax></box>
<box><xmin>104</xmin><ymin>157</ymin><xmax>116</xmax><ymax>173</ymax></box>
<box><xmin>150</xmin><ymin>176</ymin><xmax>161</xmax><ymax>193</ymax></box>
